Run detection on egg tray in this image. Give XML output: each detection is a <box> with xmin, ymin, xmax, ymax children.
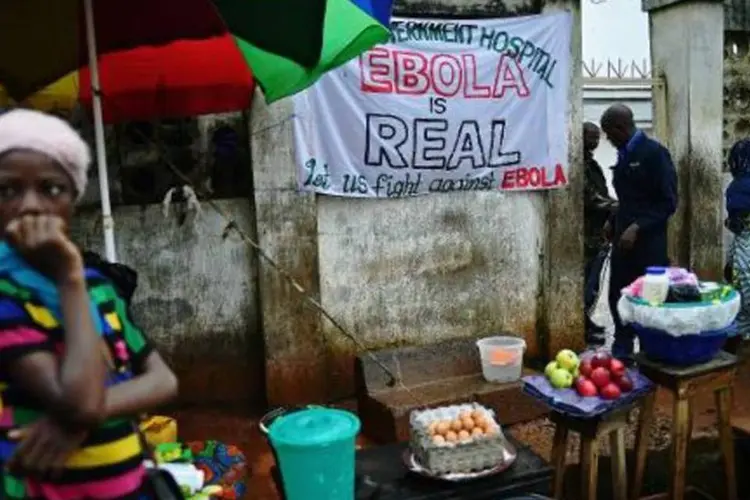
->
<box><xmin>408</xmin><ymin>403</ymin><xmax>509</xmax><ymax>475</ymax></box>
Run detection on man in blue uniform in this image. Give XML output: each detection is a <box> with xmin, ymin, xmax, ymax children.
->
<box><xmin>600</xmin><ymin>104</ymin><xmax>678</xmax><ymax>359</ymax></box>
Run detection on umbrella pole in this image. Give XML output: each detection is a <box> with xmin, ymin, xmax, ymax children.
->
<box><xmin>83</xmin><ymin>0</ymin><xmax>117</xmax><ymax>263</ymax></box>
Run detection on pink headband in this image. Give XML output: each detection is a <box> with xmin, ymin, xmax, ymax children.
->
<box><xmin>0</xmin><ymin>109</ymin><xmax>91</xmax><ymax>200</ymax></box>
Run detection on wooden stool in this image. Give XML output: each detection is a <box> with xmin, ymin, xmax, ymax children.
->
<box><xmin>631</xmin><ymin>351</ymin><xmax>738</xmax><ymax>500</ymax></box>
<box><xmin>550</xmin><ymin>398</ymin><xmax>649</xmax><ymax>500</ymax></box>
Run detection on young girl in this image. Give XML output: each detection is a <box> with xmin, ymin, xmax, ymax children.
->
<box><xmin>0</xmin><ymin>109</ymin><xmax>178</xmax><ymax>498</ymax></box>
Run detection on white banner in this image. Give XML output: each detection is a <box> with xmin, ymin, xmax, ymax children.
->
<box><xmin>293</xmin><ymin>13</ymin><xmax>572</xmax><ymax>198</ymax></box>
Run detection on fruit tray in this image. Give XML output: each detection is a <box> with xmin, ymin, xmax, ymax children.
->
<box><xmin>522</xmin><ymin>368</ymin><xmax>654</xmax><ymax>417</ymax></box>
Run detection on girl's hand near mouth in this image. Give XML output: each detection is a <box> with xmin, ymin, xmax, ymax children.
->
<box><xmin>5</xmin><ymin>214</ymin><xmax>84</xmax><ymax>284</ymax></box>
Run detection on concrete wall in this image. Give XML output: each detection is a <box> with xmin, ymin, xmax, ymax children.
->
<box><xmin>645</xmin><ymin>0</ymin><xmax>725</xmax><ymax>279</ymax></box>
<box><xmin>253</xmin><ymin>0</ymin><xmax>583</xmax><ymax>405</ymax></box>
<box><xmin>70</xmin><ymin>200</ymin><xmax>264</xmax><ymax>408</ymax></box>
<box><xmin>71</xmin><ymin>0</ymin><xmax>582</xmax><ymax>409</ymax></box>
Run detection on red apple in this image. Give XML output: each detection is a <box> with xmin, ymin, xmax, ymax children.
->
<box><xmin>609</xmin><ymin>358</ymin><xmax>626</xmax><ymax>377</ymax></box>
<box><xmin>613</xmin><ymin>374</ymin><xmax>634</xmax><ymax>393</ymax></box>
<box><xmin>591</xmin><ymin>351</ymin><xmax>612</xmax><ymax>369</ymax></box>
<box><xmin>590</xmin><ymin>367</ymin><xmax>611</xmax><ymax>388</ymax></box>
<box><xmin>575</xmin><ymin>376</ymin><xmax>598</xmax><ymax>397</ymax></box>
<box><xmin>579</xmin><ymin>359</ymin><xmax>593</xmax><ymax>378</ymax></box>
<box><xmin>600</xmin><ymin>383</ymin><xmax>622</xmax><ymax>400</ymax></box>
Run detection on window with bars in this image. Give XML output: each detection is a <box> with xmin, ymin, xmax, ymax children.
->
<box><xmin>75</xmin><ymin>114</ymin><xmax>252</xmax><ymax>206</ymax></box>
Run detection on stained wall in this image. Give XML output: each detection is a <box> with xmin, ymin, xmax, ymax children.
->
<box><xmin>253</xmin><ymin>0</ymin><xmax>584</xmax><ymax>405</ymax></box>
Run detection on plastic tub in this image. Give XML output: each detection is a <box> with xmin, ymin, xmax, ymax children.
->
<box><xmin>476</xmin><ymin>336</ymin><xmax>526</xmax><ymax>383</ymax></box>
<box><xmin>268</xmin><ymin>407</ymin><xmax>361</xmax><ymax>500</ymax></box>
<box><xmin>139</xmin><ymin>415</ymin><xmax>177</xmax><ymax>447</ymax></box>
<box><xmin>259</xmin><ymin>405</ymin><xmax>326</xmax><ymax>500</ymax></box>
<box><xmin>633</xmin><ymin>323</ymin><xmax>735</xmax><ymax>366</ymax></box>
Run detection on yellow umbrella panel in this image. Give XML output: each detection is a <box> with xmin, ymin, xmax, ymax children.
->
<box><xmin>0</xmin><ymin>73</ymin><xmax>81</xmax><ymax>114</ymax></box>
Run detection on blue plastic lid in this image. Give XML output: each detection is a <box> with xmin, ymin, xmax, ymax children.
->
<box><xmin>268</xmin><ymin>408</ymin><xmax>361</xmax><ymax>448</ymax></box>
<box><xmin>645</xmin><ymin>266</ymin><xmax>667</xmax><ymax>275</ymax></box>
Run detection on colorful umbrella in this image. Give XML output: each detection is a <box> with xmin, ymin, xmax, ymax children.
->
<box><xmin>0</xmin><ymin>0</ymin><xmax>393</xmax><ymax>262</ymax></box>
<box><xmin>0</xmin><ymin>35</ymin><xmax>255</xmax><ymax>123</ymax></box>
<box><xmin>0</xmin><ymin>0</ymin><xmax>393</xmax><ymax>104</ymax></box>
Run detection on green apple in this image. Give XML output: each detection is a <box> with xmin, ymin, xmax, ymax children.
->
<box><xmin>572</xmin><ymin>366</ymin><xmax>580</xmax><ymax>378</ymax></box>
<box><xmin>555</xmin><ymin>349</ymin><xmax>580</xmax><ymax>372</ymax></box>
<box><xmin>544</xmin><ymin>361</ymin><xmax>559</xmax><ymax>379</ymax></box>
<box><xmin>549</xmin><ymin>368</ymin><xmax>574</xmax><ymax>389</ymax></box>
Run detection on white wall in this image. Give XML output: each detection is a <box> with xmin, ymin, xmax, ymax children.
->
<box><xmin>581</xmin><ymin>0</ymin><xmax>651</xmax><ymax>193</ymax></box>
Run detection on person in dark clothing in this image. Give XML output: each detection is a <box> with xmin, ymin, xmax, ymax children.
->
<box><xmin>600</xmin><ymin>104</ymin><xmax>678</xmax><ymax>359</ymax></box>
<box><xmin>583</xmin><ymin>122</ymin><xmax>618</xmax><ymax>347</ymax></box>
<box><xmin>723</xmin><ymin>138</ymin><xmax>750</xmax><ymax>354</ymax></box>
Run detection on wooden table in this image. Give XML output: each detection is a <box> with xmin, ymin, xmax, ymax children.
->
<box><xmin>354</xmin><ymin>434</ymin><xmax>552</xmax><ymax>499</ymax></box>
<box><xmin>631</xmin><ymin>351</ymin><xmax>738</xmax><ymax>500</ymax></box>
<box><xmin>271</xmin><ymin>434</ymin><xmax>553</xmax><ymax>499</ymax></box>
<box><xmin>549</xmin><ymin>397</ymin><xmax>652</xmax><ymax>500</ymax></box>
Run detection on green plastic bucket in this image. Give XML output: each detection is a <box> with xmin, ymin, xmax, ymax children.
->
<box><xmin>268</xmin><ymin>407</ymin><xmax>361</xmax><ymax>500</ymax></box>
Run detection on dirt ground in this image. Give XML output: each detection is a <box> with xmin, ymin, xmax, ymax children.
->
<box><xmin>172</xmin><ymin>344</ymin><xmax>750</xmax><ymax>500</ymax></box>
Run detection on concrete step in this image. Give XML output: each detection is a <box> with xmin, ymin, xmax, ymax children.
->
<box><xmin>355</xmin><ymin>337</ymin><xmax>548</xmax><ymax>443</ymax></box>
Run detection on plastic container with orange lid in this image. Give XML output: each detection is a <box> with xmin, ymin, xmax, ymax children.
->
<box><xmin>476</xmin><ymin>336</ymin><xmax>526</xmax><ymax>383</ymax></box>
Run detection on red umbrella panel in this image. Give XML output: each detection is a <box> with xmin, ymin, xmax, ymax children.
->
<box><xmin>0</xmin><ymin>0</ymin><xmax>229</xmax><ymax>100</ymax></box>
<box><xmin>78</xmin><ymin>34</ymin><xmax>255</xmax><ymax>123</ymax></box>
<box><xmin>0</xmin><ymin>34</ymin><xmax>255</xmax><ymax>123</ymax></box>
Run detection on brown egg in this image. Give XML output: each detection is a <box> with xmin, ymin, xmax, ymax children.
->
<box><xmin>471</xmin><ymin>410</ymin><xmax>485</xmax><ymax>421</ymax></box>
<box><xmin>458</xmin><ymin>430</ymin><xmax>471</xmax><ymax>441</ymax></box>
<box><xmin>471</xmin><ymin>427</ymin><xmax>484</xmax><ymax>437</ymax></box>
<box><xmin>461</xmin><ymin>417</ymin><xmax>475</xmax><ymax>431</ymax></box>
<box><xmin>474</xmin><ymin>416</ymin><xmax>488</xmax><ymax>429</ymax></box>
<box><xmin>458</xmin><ymin>410</ymin><xmax>472</xmax><ymax>421</ymax></box>
<box><xmin>484</xmin><ymin>425</ymin><xmax>497</xmax><ymax>436</ymax></box>
<box><xmin>432</xmin><ymin>434</ymin><xmax>446</xmax><ymax>445</ymax></box>
<box><xmin>445</xmin><ymin>431</ymin><xmax>458</xmax><ymax>442</ymax></box>
<box><xmin>435</xmin><ymin>421</ymin><xmax>450</xmax><ymax>435</ymax></box>
<box><xmin>428</xmin><ymin>421</ymin><xmax>439</xmax><ymax>435</ymax></box>
<box><xmin>450</xmin><ymin>419</ymin><xmax>463</xmax><ymax>432</ymax></box>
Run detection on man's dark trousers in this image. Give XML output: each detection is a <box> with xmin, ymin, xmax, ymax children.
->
<box><xmin>608</xmin><ymin>232</ymin><xmax>669</xmax><ymax>358</ymax></box>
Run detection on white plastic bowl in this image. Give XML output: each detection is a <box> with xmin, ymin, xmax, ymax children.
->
<box><xmin>476</xmin><ymin>336</ymin><xmax>526</xmax><ymax>383</ymax></box>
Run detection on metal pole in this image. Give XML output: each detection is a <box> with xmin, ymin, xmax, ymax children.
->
<box><xmin>84</xmin><ymin>0</ymin><xmax>117</xmax><ymax>262</ymax></box>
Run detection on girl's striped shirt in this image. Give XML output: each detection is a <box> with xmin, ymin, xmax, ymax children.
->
<box><xmin>0</xmin><ymin>267</ymin><xmax>153</xmax><ymax>499</ymax></box>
